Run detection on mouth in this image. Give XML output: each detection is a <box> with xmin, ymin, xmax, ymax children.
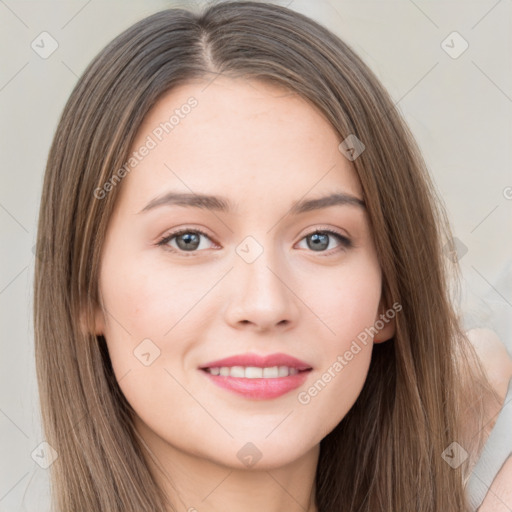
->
<box><xmin>199</xmin><ymin>353</ymin><xmax>313</xmax><ymax>400</ymax></box>
<box><xmin>202</xmin><ymin>365</ymin><xmax>308</xmax><ymax>378</ymax></box>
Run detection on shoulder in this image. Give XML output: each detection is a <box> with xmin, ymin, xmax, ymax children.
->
<box><xmin>477</xmin><ymin>456</ymin><xmax>512</xmax><ymax>511</ymax></box>
<box><xmin>465</xmin><ymin>328</ymin><xmax>512</xmax><ymax>511</ymax></box>
<box><xmin>465</xmin><ymin>328</ymin><xmax>512</xmax><ymax>403</ymax></box>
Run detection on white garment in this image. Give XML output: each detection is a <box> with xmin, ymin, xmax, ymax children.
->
<box><xmin>465</xmin><ymin>377</ymin><xmax>512</xmax><ymax>510</ymax></box>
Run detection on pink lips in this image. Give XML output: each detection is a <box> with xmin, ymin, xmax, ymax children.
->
<box><xmin>200</xmin><ymin>352</ymin><xmax>312</xmax><ymax>370</ymax></box>
<box><xmin>199</xmin><ymin>352</ymin><xmax>312</xmax><ymax>400</ymax></box>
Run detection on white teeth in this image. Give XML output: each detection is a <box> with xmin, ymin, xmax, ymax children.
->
<box><xmin>278</xmin><ymin>365</ymin><xmax>289</xmax><ymax>377</ymax></box>
<box><xmin>205</xmin><ymin>366</ymin><xmax>302</xmax><ymax>378</ymax></box>
<box><xmin>263</xmin><ymin>366</ymin><xmax>279</xmax><ymax>378</ymax></box>
<box><xmin>245</xmin><ymin>366</ymin><xmax>263</xmax><ymax>378</ymax></box>
<box><xmin>230</xmin><ymin>366</ymin><xmax>245</xmax><ymax>378</ymax></box>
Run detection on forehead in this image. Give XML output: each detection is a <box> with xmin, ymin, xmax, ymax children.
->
<box><xmin>119</xmin><ymin>76</ymin><xmax>363</xmax><ymax>212</ymax></box>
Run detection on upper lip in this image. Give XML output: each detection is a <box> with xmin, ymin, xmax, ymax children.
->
<box><xmin>199</xmin><ymin>352</ymin><xmax>312</xmax><ymax>371</ymax></box>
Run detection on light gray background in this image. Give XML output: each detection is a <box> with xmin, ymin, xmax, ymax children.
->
<box><xmin>1</xmin><ymin>0</ymin><xmax>511</xmax><ymax>510</ymax></box>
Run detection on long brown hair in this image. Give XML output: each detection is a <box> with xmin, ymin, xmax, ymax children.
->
<box><xmin>34</xmin><ymin>2</ymin><xmax>498</xmax><ymax>510</ymax></box>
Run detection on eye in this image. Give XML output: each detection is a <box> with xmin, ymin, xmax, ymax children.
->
<box><xmin>156</xmin><ymin>228</ymin><xmax>217</xmax><ymax>255</ymax></box>
<box><xmin>296</xmin><ymin>229</ymin><xmax>352</xmax><ymax>254</ymax></box>
<box><xmin>156</xmin><ymin>227</ymin><xmax>352</xmax><ymax>257</ymax></box>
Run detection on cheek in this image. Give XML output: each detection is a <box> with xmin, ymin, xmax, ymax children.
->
<box><xmin>98</xmin><ymin>257</ymin><xmax>201</xmax><ymax>427</ymax></box>
<box><xmin>98</xmin><ymin>253</ymin><xmax>183</xmax><ymax>373</ymax></box>
<box><xmin>295</xmin><ymin>255</ymin><xmax>381</xmax><ymax>422</ymax></box>
<box><xmin>306</xmin><ymin>255</ymin><xmax>382</xmax><ymax>344</ymax></box>
<box><xmin>98</xmin><ymin>249</ymin><xmax>225</xmax><ymax>390</ymax></box>
<box><xmin>99</xmin><ymin>249</ymin><xmax>206</xmax><ymax>338</ymax></box>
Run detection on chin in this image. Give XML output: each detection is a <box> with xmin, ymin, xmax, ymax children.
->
<box><xmin>200</xmin><ymin>435</ymin><xmax>318</xmax><ymax>472</ymax></box>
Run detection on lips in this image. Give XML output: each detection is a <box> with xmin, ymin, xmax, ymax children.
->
<box><xmin>199</xmin><ymin>352</ymin><xmax>313</xmax><ymax>400</ymax></box>
<box><xmin>199</xmin><ymin>352</ymin><xmax>312</xmax><ymax>371</ymax></box>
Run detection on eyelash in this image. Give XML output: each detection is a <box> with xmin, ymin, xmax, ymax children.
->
<box><xmin>156</xmin><ymin>227</ymin><xmax>352</xmax><ymax>258</ymax></box>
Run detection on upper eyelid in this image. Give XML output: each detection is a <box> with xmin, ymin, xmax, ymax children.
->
<box><xmin>158</xmin><ymin>227</ymin><xmax>215</xmax><ymax>245</ymax></box>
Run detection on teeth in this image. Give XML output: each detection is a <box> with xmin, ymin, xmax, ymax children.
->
<box><xmin>205</xmin><ymin>366</ymin><xmax>301</xmax><ymax>378</ymax></box>
<box><xmin>230</xmin><ymin>366</ymin><xmax>245</xmax><ymax>378</ymax></box>
<box><xmin>278</xmin><ymin>365</ymin><xmax>289</xmax><ymax>377</ymax></box>
<box><xmin>245</xmin><ymin>366</ymin><xmax>263</xmax><ymax>378</ymax></box>
<box><xmin>263</xmin><ymin>366</ymin><xmax>279</xmax><ymax>378</ymax></box>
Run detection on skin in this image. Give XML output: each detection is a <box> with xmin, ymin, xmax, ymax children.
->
<box><xmin>94</xmin><ymin>76</ymin><xmax>395</xmax><ymax>512</ymax></box>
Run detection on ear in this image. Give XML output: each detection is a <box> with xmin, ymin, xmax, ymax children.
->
<box><xmin>79</xmin><ymin>296</ymin><xmax>106</xmax><ymax>337</ymax></box>
<box><xmin>373</xmin><ymin>298</ymin><xmax>397</xmax><ymax>344</ymax></box>
<box><xmin>93</xmin><ymin>304</ymin><xmax>106</xmax><ymax>336</ymax></box>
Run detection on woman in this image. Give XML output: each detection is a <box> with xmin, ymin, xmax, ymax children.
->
<box><xmin>33</xmin><ymin>2</ymin><xmax>511</xmax><ymax>510</ymax></box>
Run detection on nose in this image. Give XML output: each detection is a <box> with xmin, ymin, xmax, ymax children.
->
<box><xmin>223</xmin><ymin>245</ymin><xmax>300</xmax><ymax>333</ymax></box>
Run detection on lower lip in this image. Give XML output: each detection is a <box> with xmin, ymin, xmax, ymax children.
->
<box><xmin>200</xmin><ymin>369</ymin><xmax>311</xmax><ymax>399</ymax></box>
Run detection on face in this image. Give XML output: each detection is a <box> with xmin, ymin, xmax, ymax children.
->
<box><xmin>94</xmin><ymin>76</ymin><xmax>395</xmax><ymax>471</ymax></box>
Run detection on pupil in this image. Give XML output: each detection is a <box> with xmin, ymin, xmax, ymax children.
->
<box><xmin>177</xmin><ymin>233</ymin><xmax>200</xmax><ymax>251</ymax></box>
<box><xmin>309</xmin><ymin>232</ymin><xmax>328</xmax><ymax>251</ymax></box>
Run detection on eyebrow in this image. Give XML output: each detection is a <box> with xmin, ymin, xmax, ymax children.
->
<box><xmin>138</xmin><ymin>191</ymin><xmax>366</xmax><ymax>215</ymax></box>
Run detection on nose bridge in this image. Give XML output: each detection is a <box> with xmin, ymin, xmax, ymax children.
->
<box><xmin>224</xmin><ymin>234</ymin><xmax>298</xmax><ymax>330</ymax></box>
<box><xmin>235</xmin><ymin>233</ymin><xmax>286</xmax><ymax>297</ymax></box>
